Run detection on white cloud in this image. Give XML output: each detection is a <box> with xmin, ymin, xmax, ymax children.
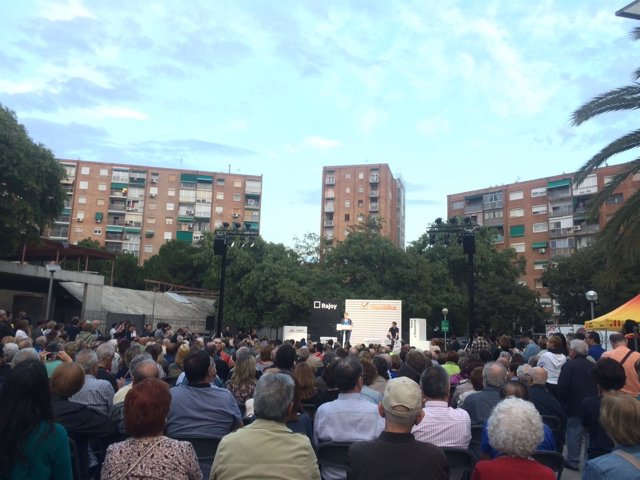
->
<box><xmin>416</xmin><ymin>117</ymin><xmax>450</xmax><ymax>137</ymax></box>
<box><xmin>0</xmin><ymin>79</ymin><xmax>40</xmax><ymax>94</ymax></box>
<box><xmin>360</xmin><ymin>107</ymin><xmax>386</xmax><ymax>134</ymax></box>
<box><xmin>86</xmin><ymin>106</ymin><xmax>148</xmax><ymax>120</ymax></box>
<box><xmin>40</xmin><ymin>0</ymin><xmax>95</xmax><ymax>21</ymax></box>
<box><xmin>304</xmin><ymin>136</ymin><xmax>341</xmax><ymax>149</ymax></box>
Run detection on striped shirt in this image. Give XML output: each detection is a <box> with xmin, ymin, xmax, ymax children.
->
<box><xmin>411</xmin><ymin>400</ymin><xmax>471</xmax><ymax>448</ymax></box>
<box><xmin>70</xmin><ymin>375</ymin><xmax>115</xmax><ymax>416</ymax></box>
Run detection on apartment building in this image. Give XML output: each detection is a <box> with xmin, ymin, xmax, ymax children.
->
<box><xmin>447</xmin><ymin>163</ymin><xmax>640</xmax><ymax>311</ymax></box>
<box><xmin>50</xmin><ymin>160</ymin><xmax>262</xmax><ymax>264</ymax></box>
<box><xmin>321</xmin><ymin>164</ymin><xmax>405</xmax><ymax>248</ymax></box>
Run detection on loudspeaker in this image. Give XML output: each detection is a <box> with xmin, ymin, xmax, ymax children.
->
<box><xmin>462</xmin><ymin>235</ymin><xmax>475</xmax><ymax>255</ymax></box>
<box><xmin>213</xmin><ymin>238</ymin><xmax>226</xmax><ymax>255</ymax></box>
<box><xmin>206</xmin><ymin>315</ymin><xmax>216</xmax><ymax>331</ymax></box>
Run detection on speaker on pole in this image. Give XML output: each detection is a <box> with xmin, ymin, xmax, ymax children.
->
<box><xmin>462</xmin><ymin>235</ymin><xmax>475</xmax><ymax>255</ymax></box>
<box><xmin>206</xmin><ymin>315</ymin><xmax>216</xmax><ymax>331</ymax></box>
<box><xmin>213</xmin><ymin>238</ymin><xmax>226</xmax><ymax>255</ymax></box>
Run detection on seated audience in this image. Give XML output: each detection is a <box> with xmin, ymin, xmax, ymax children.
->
<box><xmin>70</xmin><ymin>349</ymin><xmax>115</xmax><ymax>416</ymax></box>
<box><xmin>226</xmin><ymin>347</ymin><xmax>258</xmax><ymax>403</ymax></box>
<box><xmin>348</xmin><ymin>377</ymin><xmax>449</xmax><ymax>480</ymax></box>
<box><xmin>462</xmin><ymin>362</ymin><xmax>508</xmax><ymax>424</ymax></box>
<box><xmin>212</xmin><ymin>373</ymin><xmax>320</xmax><ymax>479</ymax></box>
<box><xmin>101</xmin><ymin>378</ymin><xmax>201</xmax><ymax>480</ymax></box>
<box><xmin>537</xmin><ymin>335</ymin><xmax>566</xmax><ymax>397</ymax></box>
<box><xmin>0</xmin><ymin>359</ymin><xmax>72</xmax><ymax>479</ymax></box>
<box><xmin>582</xmin><ymin>392</ymin><xmax>640</xmax><ymax>479</ymax></box>
<box><xmin>602</xmin><ymin>333</ymin><xmax>640</xmax><ymax>397</ymax></box>
<box><xmin>472</xmin><ymin>397</ymin><xmax>555</xmax><ymax>479</ymax></box>
<box><xmin>412</xmin><ymin>365</ymin><xmax>471</xmax><ymax>448</ymax></box>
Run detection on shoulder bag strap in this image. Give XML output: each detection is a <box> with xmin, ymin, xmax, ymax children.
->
<box><xmin>614</xmin><ymin>449</ymin><xmax>640</xmax><ymax>470</ymax></box>
<box><xmin>118</xmin><ymin>437</ymin><xmax>163</xmax><ymax>480</ymax></box>
<box><xmin>620</xmin><ymin>349</ymin><xmax>634</xmax><ymax>366</ymax></box>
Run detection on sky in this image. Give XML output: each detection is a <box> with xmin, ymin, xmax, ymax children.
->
<box><xmin>1</xmin><ymin>0</ymin><xmax>638</xmax><ymax>247</ymax></box>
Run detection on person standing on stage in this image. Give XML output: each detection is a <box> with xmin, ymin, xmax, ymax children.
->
<box><xmin>341</xmin><ymin>313</ymin><xmax>353</xmax><ymax>345</ymax></box>
<box><xmin>388</xmin><ymin>322</ymin><xmax>400</xmax><ymax>350</ymax></box>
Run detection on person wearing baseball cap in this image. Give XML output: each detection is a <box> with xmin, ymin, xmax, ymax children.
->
<box><xmin>347</xmin><ymin>377</ymin><xmax>449</xmax><ymax>480</ymax></box>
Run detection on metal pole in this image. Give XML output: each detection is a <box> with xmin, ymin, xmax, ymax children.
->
<box><xmin>590</xmin><ymin>301</ymin><xmax>595</xmax><ymax>320</ymax></box>
<box><xmin>444</xmin><ymin>312</ymin><xmax>447</xmax><ymax>348</ymax></box>
<box><xmin>468</xmin><ymin>251</ymin><xmax>475</xmax><ymax>339</ymax></box>
<box><xmin>216</xmin><ymin>239</ymin><xmax>227</xmax><ymax>337</ymax></box>
<box><xmin>45</xmin><ymin>271</ymin><xmax>54</xmax><ymax>321</ymax></box>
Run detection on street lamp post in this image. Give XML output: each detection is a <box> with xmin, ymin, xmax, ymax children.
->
<box><xmin>586</xmin><ymin>290</ymin><xmax>598</xmax><ymax>320</ymax></box>
<box><xmin>45</xmin><ymin>263</ymin><xmax>61</xmax><ymax>321</ymax></box>
<box><xmin>442</xmin><ymin>307</ymin><xmax>449</xmax><ymax>348</ymax></box>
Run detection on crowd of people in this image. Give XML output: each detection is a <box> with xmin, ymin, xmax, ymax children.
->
<box><xmin>0</xmin><ymin>308</ymin><xmax>640</xmax><ymax>480</ymax></box>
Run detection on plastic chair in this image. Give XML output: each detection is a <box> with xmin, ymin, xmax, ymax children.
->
<box><xmin>316</xmin><ymin>441</ymin><xmax>352</xmax><ymax>472</ymax></box>
<box><xmin>531</xmin><ymin>450</ymin><xmax>565</xmax><ymax>480</ymax></box>
<box><xmin>171</xmin><ymin>436</ymin><xmax>223</xmax><ymax>479</ymax></box>
<box><xmin>68</xmin><ymin>437</ymin><xmax>82</xmax><ymax>480</ymax></box>
<box><xmin>443</xmin><ymin>447</ymin><xmax>475</xmax><ymax>480</ymax></box>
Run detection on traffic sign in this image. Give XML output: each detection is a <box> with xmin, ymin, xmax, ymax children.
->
<box><xmin>441</xmin><ymin>320</ymin><xmax>449</xmax><ymax>332</ymax></box>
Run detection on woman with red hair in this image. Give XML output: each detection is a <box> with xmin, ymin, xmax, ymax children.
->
<box><xmin>101</xmin><ymin>378</ymin><xmax>201</xmax><ymax>479</ymax></box>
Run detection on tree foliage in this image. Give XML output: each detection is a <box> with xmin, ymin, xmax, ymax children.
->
<box><xmin>0</xmin><ymin>105</ymin><xmax>65</xmax><ymax>253</ymax></box>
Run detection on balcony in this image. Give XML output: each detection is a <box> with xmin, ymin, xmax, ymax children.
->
<box><xmin>484</xmin><ymin>217</ymin><xmax>504</xmax><ymax>227</ymax></box>
<box><xmin>549</xmin><ymin>227</ymin><xmax>574</xmax><ymax>238</ymax></box>
<box><xmin>573</xmin><ymin>224</ymin><xmax>600</xmax><ymax>235</ymax></box>
<box><xmin>464</xmin><ymin>203</ymin><xmax>483</xmax><ymax>214</ymax></box>
<box><xmin>324</xmin><ymin>220</ymin><xmax>334</xmax><ymax>227</ymax></box>
<box><xmin>325</xmin><ymin>191</ymin><xmax>335</xmax><ymax>199</ymax></box>
<box><xmin>110</xmin><ymin>190</ymin><xmax>125</xmax><ymax>198</ymax></box>
<box><xmin>325</xmin><ymin>204</ymin><xmax>335</xmax><ymax>213</ymax></box>
<box><xmin>106</xmin><ymin>233</ymin><xmax>123</xmax><ymax>242</ymax></box>
<box><xmin>369</xmin><ymin>203</ymin><xmax>379</xmax><ymax>212</ymax></box>
<box><xmin>245</xmin><ymin>200</ymin><xmax>260</xmax><ymax>210</ymax></box>
<box><xmin>491</xmin><ymin>234</ymin><xmax>504</xmax><ymax>244</ymax></box>
<box><xmin>369</xmin><ymin>175</ymin><xmax>379</xmax><ymax>183</ymax></box>
<box><xmin>573</xmin><ymin>206</ymin><xmax>589</xmax><ymax>215</ymax></box>
<box><xmin>551</xmin><ymin>247</ymin><xmax>575</xmax><ymax>257</ymax></box>
<box><xmin>549</xmin><ymin>205</ymin><xmax>573</xmax><ymax>217</ymax></box>
<box><xmin>325</xmin><ymin>177</ymin><xmax>335</xmax><ymax>185</ymax></box>
<box><xmin>108</xmin><ymin>204</ymin><xmax>126</xmax><ymax>212</ymax></box>
<box><xmin>483</xmin><ymin>200</ymin><xmax>504</xmax><ymax>210</ymax></box>
<box><xmin>369</xmin><ymin>190</ymin><xmax>379</xmax><ymax>197</ymax></box>
<box><xmin>55</xmin><ymin>215</ymin><xmax>71</xmax><ymax>224</ymax></box>
<box><xmin>548</xmin><ymin>189</ymin><xmax>572</xmax><ymax>201</ymax></box>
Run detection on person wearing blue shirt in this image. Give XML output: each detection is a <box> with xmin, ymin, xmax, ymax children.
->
<box><xmin>587</xmin><ymin>331</ymin><xmax>606</xmax><ymax>361</ymax></box>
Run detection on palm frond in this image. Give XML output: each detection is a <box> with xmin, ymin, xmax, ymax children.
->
<box><xmin>584</xmin><ymin>160</ymin><xmax>640</xmax><ymax>218</ymax></box>
<box><xmin>633</xmin><ymin>67</ymin><xmax>640</xmax><ymax>82</ymax></box>
<box><xmin>571</xmin><ymin>85</ymin><xmax>640</xmax><ymax>126</ymax></box>
<box><xmin>594</xmin><ymin>189</ymin><xmax>640</xmax><ymax>285</ymax></box>
<box><xmin>573</xmin><ymin>131</ymin><xmax>640</xmax><ymax>184</ymax></box>
<box><xmin>631</xmin><ymin>26</ymin><xmax>640</xmax><ymax>41</ymax></box>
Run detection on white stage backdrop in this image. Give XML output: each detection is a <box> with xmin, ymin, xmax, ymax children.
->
<box><xmin>345</xmin><ymin>299</ymin><xmax>402</xmax><ymax>345</ymax></box>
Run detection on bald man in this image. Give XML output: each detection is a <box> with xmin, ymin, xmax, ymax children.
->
<box><xmin>528</xmin><ymin>367</ymin><xmax>565</xmax><ymax>451</ymax></box>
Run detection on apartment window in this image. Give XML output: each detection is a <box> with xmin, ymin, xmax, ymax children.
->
<box><xmin>534</xmin><ymin>261</ymin><xmax>549</xmax><ymax>270</ymax></box>
<box><xmin>168</xmin><ymin>174</ymin><xmax>177</xmax><ymax>182</ymax></box>
<box><xmin>604</xmin><ymin>175</ymin><xmax>615</xmax><ymax>185</ymax></box>
<box><xmin>510</xmin><ymin>225</ymin><xmax>525</xmax><ymax>237</ymax></box>
<box><xmin>78</xmin><ymin>196</ymin><xmax>87</xmax><ymax>204</ymax></box>
<box><xmin>533</xmin><ymin>222</ymin><xmax>548</xmax><ymax>233</ymax></box>
<box><xmin>452</xmin><ymin>200</ymin><xmax>465</xmax><ymax>210</ymax></box>
<box><xmin>79</xmin><ymin>181</ymin><xmax>89</xmax><ymax>190</ymax></box>
<box><xmin>532</xmin><ymin>204</ymin><xmax>547</xmax><ymax>215</ymax></box>
<box><xmin>509</xmin><ymin>208</ymin><xmax>524</xmax><ymax>218</ymax></box>
<box><xmin>165</xmin><ymin>217</ymin><xmax>173</xmax><ymax>225</ymax></box>
<box><xmin>357</xmin><ymin>199</ymin><xmax>364</xmax><ymax>208</ymax></box>
<box><xmin>345</xmin><ymin>201</ymin><xmax>351</xmax><ymax>208</ymax></box>
<box><xmin>93</xmin><ymin>227</ymin><xmax>102</xmax><ymax>235</ymax></box>
<box><xmin>98</xmin><ymin>183</ymin><xmax>107</xmax><ymax>191</ymax></box>
<box><xmin>510</xmin><ymin>243</ymin><xmax>525</xmax><ymax>253</ymax></box>
<box><xmin>148</xmin><ymin>202</ymin><xmax>157</xmax><ymax>210</ymax></box>
<box><xmin>74</xmin><ymin>226</ymin><xmax>84</xmax><ymax>233</ymax></box>
<box><xmin>163</xmin><ymin>232</ymin><xmax>172</xmax><ymax>240</ymax></box>
<box><xmin>606</xmin><ymin>193</ymin><xmax>623</xmax><ymax>205</ymax></box>
<box><xmin>509</xmin><ymin>190</ymin><xmax>523</xmax><ymax>201</ymax></box>
<box><xmin>76</xmin><ymin>211</ymin><xmax>85</xmax><ymax>221</ymax></box>
<box><xmin>216</xmin><ymin>191</ymin><xmax>224</xmax><ymax>200</ymax></box>
<box><xmin>345</xmin><ymin>173</ymin><xmax>351</xmax><ymax>179</ymax></box>
<box><xmin>147</xmin><ymin>216</ymin><xmax>156</xmax><ymax>224</ymax></box>
<box><xmin>99</xmin><ymin>168</ymin><xmax>108</xmax><ymax>176</ymax></box>
<box><xmin>234</xmin><ymin>180</ymin><xmax>241</xmax><ymax>188</ymax></box>
<box><xmin>345</xmin><ymin>214</ymin><xmax>350</xmax><ymax>221</ymax></box>
<box><xmin>484</xmin><ymin>210</ymin><xmax>503</xmax><ymax>220</ymax></box>
<box><xmin>345</xmin><ymin>187</ymin><xmax>351</xmax><ymax>194</ymax></box>
<box><xmin>357</xmin><ymin>214</ymin><xmax>364</xmax><ymax>222</ymax></box>
<box><xmin>166</xmin><ymin>202</ymin><xmax>174</xmax><ymax>211</ymax></box>
<box><xmin>214</xmin><ymin>220</ymin><xmax>223</xmax><ymax>228</ymax></box>
<box><xmin>358</xmin><ymin>186</ymin><xmax>364</xmax><ymax>193</ymax></box>
<box><xmin>144</xmin><ymin>245</ymin><xmax>153</xmax><ymax>253</ymax></box>
<box><xmin>217</xmin><ymin>178</ymin><xmax>225</xmax><ymax>185</ymax></box>
<box><xmin>96</xmin><ymin>198</ymin><xmax>105</xmax><ymax>206</ymax></box>
<box><xmin>535</xmin><ymin>279</ymin><xmax>544</xmax><ymax>289</ymax></box>
<box><xmin>215</xmin><ymin>206</ymin><xmax>223</xmax><ymax>214</ymax></box>
<box><xmin>531</xmin><ymin>187</ymin><xmax>547</xmax><ymax>197</ymax></box>
<box><xmin>168</xmin><ymin>188</ymin><xmax>175</xmax><ymax>197</ymax></box>
<box><xmin>358</xmin><ymin>172</ymin><xmax>364</xmax><ymax>179</ymax></box>
<box><xmin>80</xmin><ymin>166</ymin><xmax>90</xmax><ymax>175</ymax></box>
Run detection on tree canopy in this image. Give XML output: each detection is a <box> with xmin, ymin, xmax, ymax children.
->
<box><xmin>0</xmin><ymin>105</ymin><xmax>65</xmax><ymax>253</ymax></box>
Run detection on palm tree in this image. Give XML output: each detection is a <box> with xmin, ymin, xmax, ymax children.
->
<box><xmin>571</xmin><ymin>27</ymin><xmax>640</xmax><ymax>278</ymax></box>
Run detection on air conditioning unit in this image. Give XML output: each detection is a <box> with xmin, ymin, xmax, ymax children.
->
<box><xmin>76</xmin><ymin>217</ymin><xmax>83</xmax><ymax>222</ymax></box>
<box><xmin>232</xmin><ymin>213</ymin><xmax>240</xmax><ymax>218</ymax></box>
<box><xmin>124</xmin><ymin>236</ymin><xmax>131</xmax><ymax>240</ymax></box>
<box><xmin>539</xmin><ymin>248</ymin><xmax>546</xmax><ymax>254</ymax></box>
<box><xmin>96</xmin><ymin>219</ymin><xmax>102</xmax><ymax>223</ymax></box>
<box><xmin>126</xmin><ymin>220</ymin><xmax>133</xmax><ymax>225</ymax></box>
<box><xmin>151</xmin><ymin>178</ymin><xmax>158</xmax><ymax>183</ymax></box>
<box><xmin>149</xmin><ymin>193</ymin><xmax>156</xmax><ymax>198</ymax></box>
<box><xmin>188</xmin><ymin>223</ymin><xmax>194</xmax><ymax>230</ymax></box>
<box><xmin>573</xmin><ymin>225</ymin><xmax>582</xmax><ymax>231</ymax></box>
<box><xmin>186</xmin><ymin>210</ymin><xmax>194</xmax><ymax>215</ymax></box>
<box><xmin>126</xmin><ymin>207</ymin><xmax>133</xmax><ymax>211</ymax></box>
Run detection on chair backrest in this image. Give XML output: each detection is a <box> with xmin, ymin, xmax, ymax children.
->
<box><xmin>531</xmin><ymin>450</ymin><xmax>564</xmax><ymax>479</ymax></box>
<box><xmin>301</xmin><ymin>403</ymin><xmax>317</xmax><ymax>419</ymax></box>
<box><xmin>164</xmin><ymin>376</ymin><xmax>178</xmax><ymax>387</ymax></box>
<box><xmin>443</xmin><ymin>447</ymin><xmax>474</xmax><ymax>480</ymax></box>
<box><xmin>171</xmin><ymin>436</ymin><xmax>223</xmax><ymax>480</ymax></box>
<box><xmin>317</xmin><ymin>442</ymin><xmax>351</xmax><ymax>470</ymax></box>
<box><xmin>541</xmin><ymin>415</ymin><xmax>562</xmax><ymax>446</ymax></box>
<box><xmin>68</xmin><ymin>437</ymin><xmax>82</xmax><ymax>480</ymax></box>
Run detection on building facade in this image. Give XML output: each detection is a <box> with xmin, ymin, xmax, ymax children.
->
<box><xmin>49</xmin><ymin>160</ymin><xmax>262</xmax><ymax>264</ymax></box>
<box><xmin>447</xmin><ymin>163</ymin><xmax>640</xmax><ymax>311</ymax></box>
<box><xmin>321</xmin><ymin>164</ymin><xmax>405</xmax><ymax>248</ymax></box>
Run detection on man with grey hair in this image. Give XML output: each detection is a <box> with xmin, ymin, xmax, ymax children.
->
<box><xmin>348</xmin><ymin>377</ymin><xmax>448</xmax><ymax>480</ymax></box>
<box><xmin>516</xmin><ymin>363</ymin><xmax>534</xmax><ymax>386</ymax></box>
<box><xmin>95</xmin><ymin>342</ymin><xmax>118</xmax><ymax>392</ymax></box>
<box><xmin>10</xmin><ymin>347</ymin><xmax>40</xmax><ymax>368</ymax></box>
<box><xmin>211</xmin><ymin>373</ymin><xmax>320</xmax><ymax>480</ymax></box>
<box><xmin>70</xmin><ymin>349</ymin><xmax>115</xmax><ymax>416</ymax></box>
<box><xmin>462</xmin><ymin>362</ymin><xmax>508</xmax><ymax>424</ymax></box>
<box><xmin>557</xmin><ymin>339</ymin><xmax>597</xmax><ymax>470</ymax></box>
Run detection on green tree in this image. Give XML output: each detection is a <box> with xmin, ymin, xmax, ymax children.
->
<box><xmin>77</xmin><ymin>238</ymin><xmax>144</xmax><ymax>289</ymax></box>
<box><xmin>571</xmin><ymin>27</ymin><xmax>640</xmax><ymax>278</ymax></box>
<box><xmin>0</xmin><ymin>105</ymin><xmax>65</xmax><ymax>252</ymax></box>
<box><xmin>142</xmin><ymin>239</ymin><xmax>209</xmax><ymax>288</ymax></box>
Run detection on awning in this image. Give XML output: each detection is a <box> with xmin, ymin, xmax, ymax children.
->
<box><xmin>177</xmin><ymin>216</ymin><xmax>193</xmax><ymax>223</ymax></box>
<box><xmin>111</xmin><ymin>182</ymin><xmax>128</xmax><ymax>190</ymax></box>
<box><xmin>181</xmin><ymin>173</ymin><xmax>197</xmax><ymax>183</ymax></box>
<box><xmin>585</xmin><ymin>294</ymin><xmax>640</xmax><ymax>330</ymax></box>
<box><xmin>106</xmin><ymin>226</ymin><xmax>124</xmax><ymax>233</ymax></box>
<box><xmin>532</xmin><ymin>241</ymin><xmax>548</xmax><ymax>249</ymax></box>
<box><xmin>509</xmin><ymin>225</ymin><xmax>525</xmax><ymax>237</ymax></box>
<box><xmin>176</xmin><ymin>231</ymin><xmax>193</xmax><ymax>242</ymax></box>
<box><xmin>548</xmin><ymin>178</ymin><xmax>571</xmax><ymax>189</ymax></box>
<box><xmin>95</xmin><ymin>212</ymin><xmax>104</xmax><ymax>221</ymax></box>
<box><xmin>124</xmin><ymin>227</ymin><xmax>141</xmax><ymax>234</ymax></box>
<box><xmin>197</xmin><ymin>175</ymin><xmax>213</xmax><ymax>183</ymax></box>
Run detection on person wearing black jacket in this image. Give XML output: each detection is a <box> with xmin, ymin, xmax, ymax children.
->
<box><xmin>50</xmin><ymin>362</ymin><xmax>115</xmax><ymax>479</ymax></box>
<box><xmin>557</xmin><ymin>339</ymin><xmax>597</xmax><ymax>471</ymax></box>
